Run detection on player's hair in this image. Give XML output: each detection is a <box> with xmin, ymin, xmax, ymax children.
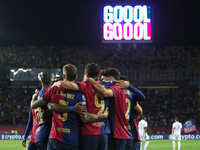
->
<box><xmin>99</xmin><ymin>69</ymin><xmax>106</xmax><ymax>75</ymax></box>
<box><xmin>120</xmin><ymin>75</ymin><xmax>129</xmax><ymax>81</ymax></box>
<box><xmin>63</xmin><ymin>64</ymin><xmax>77</xmax><ymax>81</ymax></box>
<box><xmin>141</xmin><ymin>115</ymin><xmax>146</xmax><ymax>120</ymax></box>
<box><xmin>40</xmin><ymin>73</ymin><xmax>53</xmax><ymax>85</ymax></box>
<box><xmin>101</xmin><ymin>68</ymin><xmax>121</xmax><ymax>80</ymax></box>
<box><xmin>85</xmin><ymin>63</ymin><xmax>100</xmax><ymax>79</ymax></box>
<box><xmin>174</xmin><ymin>116</ymin><xmax>179</xmax><ymax>121</ymax></box>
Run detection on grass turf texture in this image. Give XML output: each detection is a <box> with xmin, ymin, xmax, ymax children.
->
<box><xmin>141</xmin><ymin>139</ymin><xmax>200</xmax><ymax>150</ymax></box>
<box><xmin>0</xmin><ymin>139</ymin><xmax>200</xmax><ymax>150</ymax></box>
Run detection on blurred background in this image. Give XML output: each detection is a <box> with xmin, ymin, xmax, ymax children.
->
<box><xmin>0</xmin><ymin>0</ymin><xmax>199</xmax><ymax>137</ymax></box>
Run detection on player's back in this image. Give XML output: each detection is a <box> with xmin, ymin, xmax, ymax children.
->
<box><xmin>138</xmin><ymin>120</ymin><xmax>147</xmax><ymax>133</ymax></box>
<box><xmin>43</xmin><ymin>86</ymin><xmax>84</xmax><ymax>145</ymax></box>
<box><xmin>76</xmin><ymin>80</ymin><xmax>111</xmax><ymax>135</ymax></box>
<box><xmin>127</xmin><ymin>90</ymin><xmax>140</xmax><ymax>141</ymax></box>
<box><xmin>108</xmin><ymin>84</ymin><xmax>132</xmax><ymax>139</ymax></box>
<box><xmin>29</xmin><ymin>107</ymin><xmax>39</xmax><ymax>143</ymax></box>
<box><xmin>37</xmin><ymin>88</ymin><xmax>52</xmax><ymax>126</ymax></box>
<box><xmin>36</xmin><ymin>88</ymin><xmax>52</xmax><ymax>143</ymax></box>
<box><xmin>173</xmin><ymin>121</ymin><xmax>182</xmax><ymax>135</ymax></box>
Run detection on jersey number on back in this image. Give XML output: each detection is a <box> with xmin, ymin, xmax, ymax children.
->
<box><xmin>58</xmin><ymin>100</ymin><xmax>68</xmax><ymax>121</ymax></box>
<box><xmin>125</xmin><ymin>98</ymin><xmax>131</xmax><ymax>120</ymax></box>
<box><xmin>94</xmin><ymin>93</ymin><xmax>105</xmax><ymax>114</ymax></box>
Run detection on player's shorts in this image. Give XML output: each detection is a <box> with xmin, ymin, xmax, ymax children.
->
<box><xmin>139</xmin><ymin>133</ymin><xmax>149</xmax><ymax>141</ymax></box>
<box><xmin>172</xmin><ymin>134</ymin><xmax>181</xmax><ymax>141</ymax></box>
<box><xmin>36</xmin><ymin>141</ymin><xmax>47</xmax><ymax>150</ymax></box>
<box><xmin>27</xmin><ymin>142</ymin><xmax>37</xmax><ymax>150</ymax></box>
<box><xmin>81</xmin><ymin>134</ymin><xmax>108</xmax><ymax>150</ymax></box>
<box><xmin>47</xmin><ymin>138</ymin><xmax>79</xmax><ymax>150</ymax></box>
<box><xmin>108</xmin><ymin>138</ymin><xmax>132</xmax><ymax>150</ymax></box>
<box><xmin>132</xmin><ymin>140</ymin><xmax>141</xmax><ymax>150</ymax></box>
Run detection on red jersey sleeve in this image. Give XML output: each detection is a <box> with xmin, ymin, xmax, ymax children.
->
<box><xmin>76</xmin><ymin>81</ymin><xmax>88</xmax><ymax>93</ymax></box>
<box><xmin>42</xmin><ymin>87</ymin><xmax>54</xmax><ymax>102</ymax></box>
<box><xmin>108</xmin><ymin>85</ymin><xmax>118</xmax><ymax>97</ymax></box>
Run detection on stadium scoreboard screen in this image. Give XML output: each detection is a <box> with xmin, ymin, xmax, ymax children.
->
<box><xmin>102</xmin><ymin>5</ymin><xmax>152</xmax><ymax>43</ymax></box>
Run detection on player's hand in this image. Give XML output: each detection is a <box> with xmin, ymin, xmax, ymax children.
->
<box><xmin>101</xmin><ymin>107</ymin><xmax>109</xmax><ymax>119</ymax></box>
<box><xmin>86</xmin><ymin>77</ymin><xmax>95</xmax><ymax>83</ymax></box>
<box><xmin>32</xmin><ymin>90</ymin><xmax>39</xmax><ymax>102</ymax></box>
<box><xmin>52</xmin><ymin>81</ymin><xmax>61</xmax><ymax>88</ymax></box>
<box><xmin>115</xmin><ymin>80</ymin><xmax>130</xmax><ymax>89</ymax></box>
<box><xmin>39</xmin><ymin>109</ymin><xmax>52</xmax><ymax>119</ymax></box>
<box><xmin>22</xmin><ymin>139</ymin><xmax>27</xmax><ymax>147</ymax></box>
<box><xmin>74</xmin><ymin>102</ymin><xmax>87</xmax><ymax>114</ymax></box>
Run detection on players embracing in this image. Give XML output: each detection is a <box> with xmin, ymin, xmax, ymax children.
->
<box><xmin>27</xmin><ymin>62</ymin><xmax>146</xmax><ymax>150</ymax></box>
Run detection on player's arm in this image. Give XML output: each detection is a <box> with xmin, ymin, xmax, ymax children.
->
<box><xmin>133</xmin><ymin>104</ymin><xmax>143</xmax><ymax>119</ymax></box>
<box><xmin>31</xmin><ymin>96</ymin><xmax>47</xmax><ymax>109</ymax></box>
<box><xmin>53</xmin><ymin>81</ymin><xmax>79</xmax><ymax>91</ymax></box>
<box><xmin>79</xmin><ymin>107</ymin><xmax>109</xmax><ymax>123</ymax></box>
<box><xmin>47</xmin><ymin>102</ymin><xmax>87</xmax><ymax>114</ymax></box>
<box><xmin>115</xmin><ymin>80</ymin><xmax>145</xmax><ymax>101</ymax></box>
<box><xmin>172</xmin><ymin>127</ymin><xmax>175</xmax><ymax>136</ymax></box>
<box><xmin>144</xmin><ymin>126</ymin><xmax>147</xmax><ymax>133</ymax></box>
<box><xmin>22</xmin><ymin>107</ymin><xmax>33</xmax><ymax>147</ymax></box>
<box><xmin>87</xmin><ymin>77</ymin><xmax>113</xmax><ymax>97</ymax></box>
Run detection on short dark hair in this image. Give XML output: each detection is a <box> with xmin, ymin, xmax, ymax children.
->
<box><xmin>85</xmin><ymin>63</ymin><xmax>100</xmax><ymax>79</ymax></box>
<box><xmin>63</xmin><ymin>64</ymin><xmax>77</xmax><ymax>81</ymax></box>
<box><xmin>101</xmin><ymin>68</ymin><xmax>121</xmax><ymax>80</ymax></box>
<box><xmin>120</xmin><ymin>75</ymin><xmax>129</xmax><ymax>81</ymax></box>
<box><xmin>142</xmin><ymin>115</ymin><xmax>146</xmax><ymax>120</ymax></box>
<box><xmin>174</xmin><ymin>116</ymin><xmax>179</xmax><ymax>121</ymax></box>
<box><xmin>40</xmin><ymin>73</ymin><xmax>53</xmax><ymax>85</ymax></box>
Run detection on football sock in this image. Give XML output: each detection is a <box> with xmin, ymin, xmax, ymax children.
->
<box><xmin>178</xmin><ymin>141</ymin><xmax>181</xmax><ymax>150</ymax></box>
<box><xmin>172</xmin><ymin>141</ymin><xmax>176</xmax><ymax>149</ymax></box>
<box><xmin>143</xmin><ymin>140</ymin><xmax>149</xmax><ymax>150</ymax></box>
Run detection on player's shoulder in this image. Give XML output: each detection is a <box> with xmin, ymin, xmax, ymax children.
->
<box><xmin>126</xmin><ymin>89</ymin><xmax>132</xmax><ymax>95</ymax></box>
<box><xmin>77</xmin><ymin>81</ymin><xmax>91</xmax><ymax>88</ymax></box>
<box><xmin>110</xmin><ymin>85</ymin><xmax>124</xmax><ymax>93</ymax></box>
<box><xmin>108</xmin><ymin>83</ymin><xmax>117</xmax><ymax>88</ymax></box>
<box><xmin>48</xmin><ymin>86</ymin><xmax>66</xmax><ymax>95</ymax></box>
<box><xmin>139</xmin><ymin>120</ymin><xmax>144</xmax><ymax>124</ymax></box>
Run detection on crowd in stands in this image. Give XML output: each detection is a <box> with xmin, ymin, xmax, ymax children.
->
<box><xmin>0</xmin><ymin>85</ymin><xmax>199</xmax><ymax>129</ymax></box>
<box><xmin>0</xmin><ymin>44</ymin><xmax>200</xmax><ymax>129</ymax></box>
<box><xmin>139</xmin><ymin>87</ymin><xmax>200</xmax><ymax>127</ymax></box>
<box><xmin>0</xmin><ymin>45</ymin><xmax>200</xmax><ymax>72</ymax></box>
<box><xmin>0</xmin><ymin>87</ymin><xmax>34</xmax><ymax>125</ymax></box>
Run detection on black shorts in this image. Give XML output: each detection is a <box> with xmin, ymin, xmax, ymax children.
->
<box><xmin>81</xmin><ymin>134</ymin><xmax>108</xmax><ymax>150</ymax></box>
<box><xmin>47</xmin><ymin>138</ymin><xmax>79</xmax><ymax>150</ymax></box>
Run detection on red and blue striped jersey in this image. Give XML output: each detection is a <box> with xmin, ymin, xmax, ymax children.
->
<box><xmin>76</xmin><ymin>81</ymin><xmax>113</xmax><ymax>135</ymax></box>
<box><xmin>24</xmin><ymin>106</ymin><xmax>39</xmax><ymax>143</ymax></box>
<box><xmin>129</xmin><ymin>109</ymin><xmax>141</xmax><ymax>142</ymax></box>
<box><xmin>108</xmin><ymin>85</ymin><xmax>132</xmax><ymax>139</ymax></box>
<box><xmin>43</xmin><ymin>86</ymin><xmax>85</xmax><ymax>145</ymax></box>
<box><xmin>127</xmin><ymin>91</ymin><xmax>141</xmax><ymax>141</ymax></box>
<box><xmin>36</xmin><ymin>88</ymin><xmax>52</xmax><ymax>142</ymax></box>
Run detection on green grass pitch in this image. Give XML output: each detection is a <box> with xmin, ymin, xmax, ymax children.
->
<box><xmin>141</xmin><ymin>139</ymin><xmax>200</xmax><ymax>150</ymax></box>
<box><xmin>0</xmin><ymin>139</ymin><xmax>200</xmax><ymax>150</ymax></box>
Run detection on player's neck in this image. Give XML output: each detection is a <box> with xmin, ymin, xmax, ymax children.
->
<box><xmin>63</xmin><ymin>79</ymin><xmax>75</xmax><ymax>83</ymax></box>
